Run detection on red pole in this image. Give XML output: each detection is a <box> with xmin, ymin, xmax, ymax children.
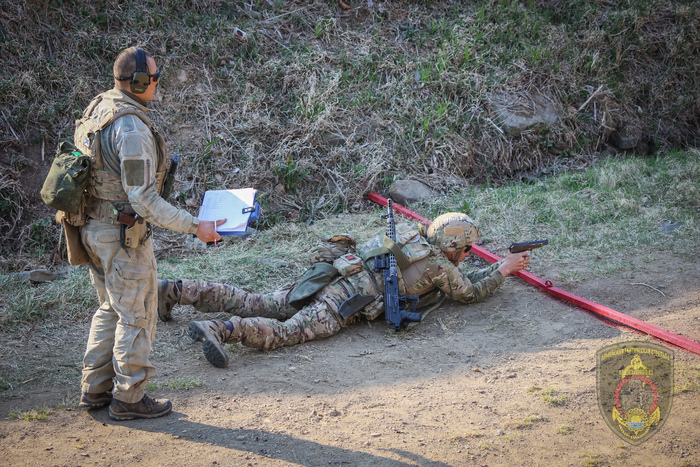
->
<box><xmin>367</xmin><ymin>192</ymin><xmax>700</xmax><ymax>356</ymax></box>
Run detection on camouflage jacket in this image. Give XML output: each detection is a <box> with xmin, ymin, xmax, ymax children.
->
<box><xmin>341</xmin><ymin>225</ymin><xmax>506</xmax><ymax>320</ymax></box>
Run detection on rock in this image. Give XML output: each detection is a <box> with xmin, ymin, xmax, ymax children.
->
<box><xmin>262</xmin><ymin>258</ymin><xmax>288</xmax><ymax>268</ymax></box>
<box><xmin>185</xmin><ymin>235</ymin><xmax>207</xmax><ymax>251</ymax></box>
<box><xmin>610</xmin><ymin>129</ymin><xmax>640</xmax><ymax>149</ymax></box>
<box><xmin>321</xmin><ymin>132</ymin><xmax>346</xmax><ymax>147</ymax></box>
<box><xmin>489</xmin><ymin>92</ymin><xmax>560</xmax><ymax>136</ymax></box>
<box><xmin>659</xmin><ymin>221</ymin><xmax>683</xmax><ymax>234</ymax></box>
<box><xmin>15</xmin><ymin>269</ymin><xmax>57</xmax><ymax>283</ymax></box>
<box><xmin>175</xmin><ymin>69</ymin><xmax>188</xmax><ymax>84</ymax></box>
<box><xmin>388</xmin><ymin>180</ymin><xmax>436</xmax><ymax>205</ymax></box>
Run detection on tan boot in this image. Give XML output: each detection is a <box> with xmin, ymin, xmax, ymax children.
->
<box><xmin>108</xmin><ymin>394</ymin><xmax>172</xmax><ymax>421</ymax></box>
<box><xmin>157</xmin><ymin>279</ymin><xmax>181</xmax><ymax>322</ymax></box>
<box><xmin>188</xmin><ymin>320</ymin><xmax>232</xmax><ymax>368</ymax></box>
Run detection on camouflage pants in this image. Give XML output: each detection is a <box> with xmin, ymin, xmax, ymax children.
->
<box><xmin>80</xmin><ymin>219</ymin><xmax>158</xmax><ymax>404</ymax></box>
<box><xmin>181</xmin><ymin>277</ymin><xmax>365</xmax><ymax>351</ymax></box>
<box><xmin>226</xmin><ymin>300</ymin><xmax>344</xmax><ymax>350</ymax></box>
<box><xmin>180</xmin><ymin>279</ymin><xmax>298</xmax><ymax>320</ymax></box>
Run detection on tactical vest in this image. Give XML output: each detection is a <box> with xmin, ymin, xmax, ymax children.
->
<box><xmin>63</xmin><ymin>93</ymin><xmax>168</xmax><ymax>227</ymax></box>
<box><xmin>359</xmin><ymin>224</ymin><xmax>432</xmax><ymax>288</ymax></box>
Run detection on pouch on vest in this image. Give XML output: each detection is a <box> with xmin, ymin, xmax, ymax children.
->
<box><xmin>56</xmin><ymin>211</ymin><xmax>89</xmax><ymax>265</ymax></box>
<box><xmin>288</xmin><ymin>262</ymin><xmax>339</xmax><ymax>310</ymax></box>
<box><xmin>333</xmin><ymin>253</ymin><xmax>364</xmax><ymax>278</ymax></box>
<box><xmin>40</xmin><ymin>141</ymin><xmax>92</xmax><ymax>214</ymax></box>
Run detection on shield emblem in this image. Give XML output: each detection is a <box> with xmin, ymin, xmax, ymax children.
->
<box><xmin>596</xmin><ymin>341</ymin><xmax>674</xmax><ymax>445</ymax></box>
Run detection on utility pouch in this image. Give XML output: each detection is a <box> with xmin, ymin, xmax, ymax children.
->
<box><xmin>41</xmin><ymin>141</ymin><xmax>91</xmax><ymax>214</ymax></box>
<box><xmin>56</xmin><ymin>211</ymin><xmax>89</xmax><ymax>265</ymax></box>
<box><xmin>338</xmin><ymin>293</ymin><xmax>376</xmax><ymax>320</ymax></box>
<box><xmin>333</xmin><ymin>253</ymin><xmax>364</xmax><ymax>278</ymax></box>
<box><xmin>288</xmin><ymin>262</ymin><xmax>339</xmax><ymax>310</ymax></box>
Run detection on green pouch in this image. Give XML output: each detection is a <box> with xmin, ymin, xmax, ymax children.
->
<box><xmin>288</xmin><ymin>262</ymin><xmax>339</xmax><ymax>310</ymax></box>
<box><xmin>40</xmin><ymin>141</ymin><xmax>91</xmax><ymax>214</ymax></box>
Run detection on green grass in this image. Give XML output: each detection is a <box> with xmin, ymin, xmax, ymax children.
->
<box><xmin>0</xmin><ymin>268</ymin><xmax>96</xmax><ymax>327</ymax></box>
<box><xmin>502</xmin><ymin>414</ymin><xmax>546</xmax><ymax>430</ymax></box>
<box><xmin>434</xmin><ymin>150</ymin><xmax>700</xmax><ymax>278</ymax></box>
<box><xmin>558</xmin><ymin>424</ymin><xmax>574</xmax><ymax>435</ymax></box>
<box><xmin>146</xmin><ymin>377</ymin><xmax>204</xmax><ymax>392</ymax></box>
<box><xmin>540</xmin><ymin>387</ymin><xmax>568</xmax><ymax>407</ymax></box>
<box><xmin>4</xmin><ymin>0</ymin><xmax>700</xmax><ymax>260</ymax></box>
<box><xmin>2</xmin><ymin>150</ymin><xmax>699</xmax><ymax>325</ymax></box>
<box><xmin>8</xmin><ymin>406</ymin><xmax>53</xmax><ymax>421</ymax></box>
<box><xmin>674</xmin><ymin>363</ymin><xmax>700</xmax><ymax>395</ymax></box>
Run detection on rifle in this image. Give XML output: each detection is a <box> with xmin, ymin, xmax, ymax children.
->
<box><xmin>373</xmin><ymin>199</ymin><xmax>421</xmax><ymax>331</ymax></box>
<box><xmin>509</xmin><ymin>239</ymin><xmax>548</xmax><ymax>254</ymax></box>
<box><xmin>160</xmin><ymin>153</ymin><xmax>180</xmax><ymax>200</ymax></box>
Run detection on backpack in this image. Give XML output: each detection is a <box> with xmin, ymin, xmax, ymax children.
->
<box><xmin>40</xmin><ymin>141</ymin><xmax>92</xmax><ymax>214</ymax></box>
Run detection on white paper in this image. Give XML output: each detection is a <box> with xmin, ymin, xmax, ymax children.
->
<box><xmin>197</xmin><ymin>188</ymin><xmax>257</xmax><ymax>234</ymax></box>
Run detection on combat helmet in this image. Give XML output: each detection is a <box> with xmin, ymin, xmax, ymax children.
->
<box><xmin>426</xmin><ymin>212</ymin><xmax>481</xmax><ymax>254</ymax></box>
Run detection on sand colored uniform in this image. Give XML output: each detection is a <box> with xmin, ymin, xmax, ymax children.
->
<box><xmin>180</xmin><ymin>225</ymin><xmax>506</xmax><ymax>351</ymax></box>
<box><xmin>78</xmin><ymin>89</ymin><xmax>199</xmax><ymax>403</ymax></box>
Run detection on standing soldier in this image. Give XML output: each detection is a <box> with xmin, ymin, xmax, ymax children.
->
<box><xmin>72</xmin><ymin>47</ymin><xmax>224</xmax><ymax>420</ymax></box>
<box><xmin>158</xmin><ymin>213</ymin><xmax>531</xmax><ymax>368</ymax></box>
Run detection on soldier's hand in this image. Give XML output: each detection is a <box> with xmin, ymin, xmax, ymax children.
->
<box><xmin>498</xmin><ymin>251</ymin><xmax>531</xmax><ymax>277</ymax></box>
<box><xmin>195</xmin><ymin>219</ymin><xmax>226</xmax><ymax>243</ymax></box>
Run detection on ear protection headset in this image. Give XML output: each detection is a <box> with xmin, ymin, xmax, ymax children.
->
<box><xmin>129</xmin><ymin>48</ymin><xmax>151</xmax><ymax>94</ymax></box>
<box><xmin>116</xmin><ymin>48</ymin><xmax>158</xmax><ymax>94</ymax></box>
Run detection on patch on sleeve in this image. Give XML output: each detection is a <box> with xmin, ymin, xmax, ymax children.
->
<box><xmin>120</xmin><ymin>135</ymin><xmax>143</xmax><ymax>157</ymax></box>
<box><xmin>123</xmin><ymin>159</ymin><xmax>145</xmax><ymax>187</ymax></box>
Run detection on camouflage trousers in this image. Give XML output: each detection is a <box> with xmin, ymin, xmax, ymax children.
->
<box><xmin>180</xmin><ymin>279</ymin><xmax>298</xmax><ymax>320</ymax></box>
<box><xmin>80</xmin><ymin>219</ymin><xmax>158</xmax><ymax>404</ymax></box>
<box><xmin>181</xmin><ymin>276</ymin><xmax>368</xmax><ymax>351</ymax></box>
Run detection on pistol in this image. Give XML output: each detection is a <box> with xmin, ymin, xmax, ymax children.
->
<box><xmin>508</xmin><ymin>239</ymin><xmax>548</xmax><ymax>254</ymax></box>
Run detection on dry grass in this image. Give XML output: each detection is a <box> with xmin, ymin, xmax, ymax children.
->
<box><xmin>1</xmin><ymin>0</ymin><xmax>699</xmax><ymax>263</ymax></box>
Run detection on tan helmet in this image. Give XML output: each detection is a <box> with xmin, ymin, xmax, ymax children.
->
<box><xmin>426</xmin><ymin>212</ymin><xmax>481</xmax><ymax>254</ymax></box>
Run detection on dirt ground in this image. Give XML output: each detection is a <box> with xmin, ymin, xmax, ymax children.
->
<box><xmin>1</xmin><ymin>252</ymin><xmax>699</xmax><ymax>467</ymax></box>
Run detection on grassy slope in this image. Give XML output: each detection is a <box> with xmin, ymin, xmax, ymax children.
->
<box><xmin>0</xmin><ymin>0</ymin><xmax>699</xmax><ymax>257</ymax></box>
<box><xmin>1</xmin><ymin>149</ymin><xmax>697</xmax><ymax>328</ymax></box>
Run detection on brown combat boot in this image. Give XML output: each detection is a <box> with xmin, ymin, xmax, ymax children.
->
<box><xmin>157</xmin><ymin>279</ymin><xmax>181</xmax><ymax>322</ymax></box>
<box><xmin>188</xmin><ymin>320</ymin><xmax>232</xmax><ymax>369</ymax></box>
<box><xmin>79</xmin><ymin>390</ymin><xmax>113</xmax><ymax>409</ymax></box>
<box><xmin>108</xmin><ymin>394</ymin><xmax>172</xmax><ymax>421</ymax></box>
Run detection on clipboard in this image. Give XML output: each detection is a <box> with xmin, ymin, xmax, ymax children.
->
<box><xmin>197</xmin><ymin>188</ymin><xmax>260</xmax><ymax>235</ymax></box>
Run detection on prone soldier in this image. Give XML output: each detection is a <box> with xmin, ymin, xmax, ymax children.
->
<box><xmin>158</xmin><ymin>213</ymin><xmax>531</xmax><ymax>368</ymax></box>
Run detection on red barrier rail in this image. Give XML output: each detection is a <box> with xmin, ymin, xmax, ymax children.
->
<box><xmin>367</xmin><ymin>192</ymin><xmax>700</xmax><ymax>356</ymax></box>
